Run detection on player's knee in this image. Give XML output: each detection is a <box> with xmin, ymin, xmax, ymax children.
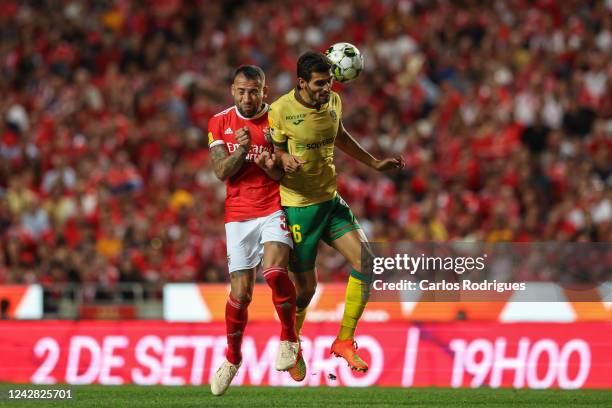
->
<box><xmin>295</xmin><ymin>296</ymin><xmax>310</xmax><ymax>309</ymax></box>
<box><xmin>234</xmin><ymin>292</ymin><xmax>252</xmax><ymax>305</ymax></box>
<box><xmin>296</xmin><ymin>283</ymin><xmax>316</xmax><ymax>307</ymax></box>
<box><xmin>230</xmin><ymin>269</ymin><xmax>255</xmax><ymax>304</ymax></box>
<box><xmin>230</xmin><ymin>285</ymin><xmax>253</xmax><ymax>305</ymax></box>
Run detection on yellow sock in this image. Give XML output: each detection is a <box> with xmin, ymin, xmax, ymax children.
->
<box><xmin>338</xmin><ymin>271</ymin><xmax>370</xmax><ymax>340</ymax></box>
<box><xmin>296</xmin><ymin>306</ymin><xmax>307</xmax><ymax>336</ymax></box>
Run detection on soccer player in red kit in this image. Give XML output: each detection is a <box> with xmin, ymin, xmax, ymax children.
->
<box><xmin>207</xmin><ymin>65</ymin><xmax>299</xmax><ymax>396</ymax></box>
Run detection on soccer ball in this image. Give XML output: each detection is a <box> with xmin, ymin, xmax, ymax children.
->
<box><xmin>325</xmin><ymin>42</ymin><xmax>364</xmax><ymax>83</ymax></box>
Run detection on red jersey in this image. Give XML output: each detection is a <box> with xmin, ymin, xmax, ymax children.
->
<box><xmin>207</xmin><ymin>104</ymin><xmax>280</xmax><ymax>223</ymax></box>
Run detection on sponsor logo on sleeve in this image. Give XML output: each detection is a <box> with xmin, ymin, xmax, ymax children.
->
<box><xmin>330</xmin><ymin>109</ymin><xmax>337</xmax><ymax>121</ymax></box>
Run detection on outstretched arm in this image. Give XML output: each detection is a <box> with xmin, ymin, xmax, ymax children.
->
<box><xmin>335</xmin><ymin>121</ymin><xmax>405</xmax><ymax>171</ymax></box>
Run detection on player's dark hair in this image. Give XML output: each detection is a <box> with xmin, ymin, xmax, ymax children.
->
<box><xmin>297</xmin><ymin>51</ymin><xmax>333</xmax><ymax>82</ymax></box>
<box><xmin>233</xmin><ymin>65</ymin><xmax>265</xmax><ymax>83</ymax></box>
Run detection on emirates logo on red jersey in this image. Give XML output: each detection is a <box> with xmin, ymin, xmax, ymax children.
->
<box><xmin>227</xmin><ymin>142</ymin><xmax>273</xmax><ymax>162</ymax></box>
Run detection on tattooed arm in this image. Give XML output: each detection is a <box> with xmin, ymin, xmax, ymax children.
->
<box><xmin>210</xmin><ymin>126</ymin><xmax>251</xmax><ymax>181</ymax></box>
<box><xmin>210</xmin><ymin>144</ymin><xmax>249</xmax><ymax>181</ymax></box>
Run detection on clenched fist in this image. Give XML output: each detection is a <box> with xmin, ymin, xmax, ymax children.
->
<box><xmin>235</xmin><ymin>126</ymin><xmax>251</xmax><ymax>152</ymax></box>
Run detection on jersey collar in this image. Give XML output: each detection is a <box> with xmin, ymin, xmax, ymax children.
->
<box><xmin>234</xmin><ymin>103</ymin><xmax>269</xmax><ymax>120</ymax></box>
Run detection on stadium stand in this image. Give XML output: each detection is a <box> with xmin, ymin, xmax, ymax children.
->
<box><xmin>0</xmin><ymin>0</ymin><xmax>610</xmax><ymax>297</ymax></box>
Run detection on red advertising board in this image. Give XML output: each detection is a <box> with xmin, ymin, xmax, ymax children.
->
<box><xmin>0</xmin><ymin>321</ymin><xmax>609</xmax><ymax>389</ymax></box>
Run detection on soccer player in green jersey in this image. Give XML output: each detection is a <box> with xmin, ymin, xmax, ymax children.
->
<box><xmin>268</xmin><ymin>51</ymin><xmax>404</xmax><ymax>377</ymax></box>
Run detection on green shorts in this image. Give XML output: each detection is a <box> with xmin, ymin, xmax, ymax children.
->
<box><xmin>283</xmin><ymin>194</ymin><xmax>361</xmax><ymax>273</ymax></box>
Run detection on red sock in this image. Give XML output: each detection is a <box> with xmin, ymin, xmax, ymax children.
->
<box><xmin>263</xmin><ymin>266</ymin><xmax>298</xmax><ymax>342</ymax></box>
<box><xmin>225</xmin><ymin>294</ymin><xmax>249</xmax><ymax>365</ymax></box>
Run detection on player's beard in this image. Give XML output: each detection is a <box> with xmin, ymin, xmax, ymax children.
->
<box><xmin>237</xmin><ymin>103</ymin><xmax>261</xmax><ymax>118</ymax></box>
<box><xmin>306</xmin><ymin>85</ymin><xmax>330</xmax><ymax>109</ymax></box>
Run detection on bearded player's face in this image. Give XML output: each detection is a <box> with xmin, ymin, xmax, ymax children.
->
<box><xmin>304</xmin><ymin>71</ymin><xmax>333</xmax><ymax>105</ymax></box>
<box><xmin>231</xmin><ymin>74</ymin><xmax>267</xmax><ymax>117</ymax></box>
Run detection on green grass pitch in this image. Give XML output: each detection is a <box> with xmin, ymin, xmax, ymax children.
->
<box><xmin>1</xmin><ymin>385</ymin><xmax>611</xmax><ymax>407</ymax></box>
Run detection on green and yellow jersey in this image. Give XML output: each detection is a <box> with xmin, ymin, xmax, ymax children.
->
<box><xmin>269</xmin><ymin>89</ymin><xmax>342</xmax><ymax>207</ymax></box>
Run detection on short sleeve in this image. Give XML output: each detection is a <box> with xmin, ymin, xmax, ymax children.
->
<box><xmin>207</xmin><ymin>116</ymin><xmax>225</xmax><ymax>149</ymax></box>
<box><xmin>268</xmin><ymin>106</ymin><xmax>287</xmax><ymax>148</ymax></box>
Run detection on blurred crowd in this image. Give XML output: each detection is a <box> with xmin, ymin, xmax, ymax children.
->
<box><xmin>0</xmin><ymin>0</ymin><xmax>610</xmax><ymax>290</ymax></box>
